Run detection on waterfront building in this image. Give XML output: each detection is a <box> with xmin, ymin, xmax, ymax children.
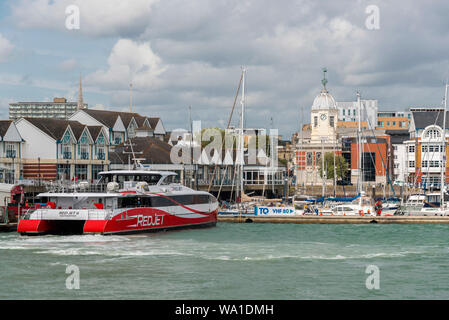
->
<box><xmin>9</xmin><ymin>77</ymin><xmax>88</xmax><ymax>121</ymax></box>
<box><xmin>0</xmin><ymin>121</ymin><xmax>24</xmax><ymax>183</ymax></box>
<box><xmin>15</xmin><ymin>118</ymin><xmax>109</xmax><ymax>182</ymax></box>
<box><xmin>110</xmin><ymin>135</ymin><xmax>287</xmax><ymax>199</ymax></box>
<box><xmin>295</xmin><ymin>69</ymin><xmax>342</xmax><ymax>187</ymax></box>
<box><xmin>69</xmin><ymin>109</ymin><xmax>166</xmax><ymax>145</ymax></box>
<box><xmin>340</xmin><ymin>131</ymin><xmax>393</xmax><ymax>186</ymax></box>
<box><xmin>386</xmin><ymin>130</ymin><xmax>410</xmax><ymax>184</ymax></box>
<box><xmin>337</xmin><ymin>99</ymin><xmax>378</xmax><ymax>126</ymax></box>
<box><xmin>9</xmin><ymin>97</ymin><xmax>87</xmax><ymax>120</ymax></box>
<box><xmin>377</xmin><ymin>111</ymin><xmax>411</xmax><ymax>130</ymax></box>
<box><xmin>405</xmin><ymin>110</ymin><xmax>449</xmax><ymax>189</ymax></box>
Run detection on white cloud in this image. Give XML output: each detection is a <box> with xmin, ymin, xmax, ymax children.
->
<box><xmin>86</xmin><ymin>39</ymin><xmax>166</xmax><ymax>90</ymax></box>
<box><xmin>10</xmin><ymin>0</ymin><xmax>158</xmax><ymax>37</ymax></box>
<box><xmin>0</xmin><ymin>34</ymin><xmax>14</xmax><ymax>63</ymax></box>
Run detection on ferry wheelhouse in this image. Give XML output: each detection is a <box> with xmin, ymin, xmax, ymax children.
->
<box><xmin>18</xmin><ymin>170</ymin><xmax>218</xmax><ymax>235</ymax></box>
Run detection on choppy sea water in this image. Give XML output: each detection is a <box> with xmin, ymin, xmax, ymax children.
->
<box><xmin>1</xmin><ymin>223</ymin><xmax>449</xmax><ymax>300</ymax></box>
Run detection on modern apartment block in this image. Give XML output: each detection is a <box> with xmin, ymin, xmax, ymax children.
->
<box><xmin>9</xmin><ymin>97</ymin><xmax>87</xmax><ymax>120</ymax></box>
<box><xmin>377</xmin><ymin>111</ymin><xmax>411</xmax><ymax>130</ymax></box>
<box><xmin>337</xmin><ymin>99</ymin><xmax>378</xmax><ymax>127</ymax></box>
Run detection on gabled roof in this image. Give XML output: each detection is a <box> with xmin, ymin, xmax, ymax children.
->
<box><xmin>22</xmin><ymin>118</ymin><xmax>105</xmax><ymax>143</ymax></box>
<box><xmin>82</xmin><ymin>109</ymin><xmax>122</xmax><ymax>128</ymax></box>
<box><xmin>86</xmin><ymin>126</ymin><xmax>103</xmax><ymax>141</ymax></box>
<box><xmin>23</xmin><ymin>118</ymin><xmax>85</xmax><ymax>140</ymax></box>
<box><xmin>411</xmin><ymin>111</ymin><xmax>449</xmax><ymax>129</ymax></box>
<box><xmin>82</xmin><ymin>109</ymin><xmax>151</xmax><ymax>129</ymax></box>
<box><xmin>0</xmin><ymin>121</ymin><xmax>12</xmax><ymax>137</ymax></box>
<box><xmin>148</xmin><ymin>117</ymin><xmax>160</xmax><ymax>129</ymax></box>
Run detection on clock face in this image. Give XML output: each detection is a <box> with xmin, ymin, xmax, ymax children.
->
<box><xmin>320</xmin><ymin>113</ymin><xmax>327</xmax><ymax>121</ymax></box>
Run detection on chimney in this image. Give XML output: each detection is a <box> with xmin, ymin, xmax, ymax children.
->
<box><xmin>77</xmin><ymin>74</ymin><xmax>85</xmax><ymax>110</ymax></box>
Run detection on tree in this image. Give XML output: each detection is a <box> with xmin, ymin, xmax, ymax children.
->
<box><xmin>318</xmin><ymin>152</ymin><xmax>349</xmax><ymax>180</ymax></box>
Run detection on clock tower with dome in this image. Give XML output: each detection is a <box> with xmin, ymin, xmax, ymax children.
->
<box><xmin>294</xmin><ymin>68</ymin><xmax>342</xmax><ymax>187</ymax></box>
<box><xmin>310</xmin><ymin>68</ymin><xmax>338</xmax><ymax>144</ymax></box>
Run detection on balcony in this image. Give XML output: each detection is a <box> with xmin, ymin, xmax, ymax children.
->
<box><xmin>5</xmin><ymin>150</ymin><xmax>16</xmax><ymax>158</ymax></box>
<box><xmin>62</xmin><ymin>152</ymin><xmax>72</xmax><ymax>159</ymax></box>
<box><xmin>80</xmin><ymin>152</ymin><xmax>89</xmax><ymax>160</ymax></box>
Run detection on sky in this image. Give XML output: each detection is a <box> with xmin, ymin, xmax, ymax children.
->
<box><xmin>1</xmin><ymin>0</ymin><xmax>449</xmax><ymax>138</ymax></box>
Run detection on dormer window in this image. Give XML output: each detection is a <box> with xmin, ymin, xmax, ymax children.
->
<box><xmin>424</xmin><ymin>128</ymin><xmax>441</xmax><ymax>139</ymax></box>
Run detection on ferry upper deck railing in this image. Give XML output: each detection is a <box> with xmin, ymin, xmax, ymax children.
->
<box><xmin>45</xmin><ymin>181</ymin><xmax>188</xmax><ymax>194</ymax></box>
<box><xmin>46</xmin><ymin>182</ymin><xmax>113</xmax><ymax>193</ymax></box>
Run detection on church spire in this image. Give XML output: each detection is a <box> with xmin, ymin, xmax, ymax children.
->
<box><xmin>77</xmin><ymin>74</ymin><xmax>85</xmax><ymax>110</ymax></box>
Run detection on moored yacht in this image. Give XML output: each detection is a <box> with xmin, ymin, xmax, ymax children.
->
<box><xmin>18</xmin><ymin>170</ymin><xmax>218</xmax><ymax>235</ymax></box>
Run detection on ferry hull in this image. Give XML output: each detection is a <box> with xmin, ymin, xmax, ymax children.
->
<box><xmin>17</xmin><ymin>219</ymin><xmax>53</xmax><ymax>234</ymax></box>
<box><xmin>18</xmin><ymin>208</ymin><xmax>218</xmax><ymax>235</ymax></box>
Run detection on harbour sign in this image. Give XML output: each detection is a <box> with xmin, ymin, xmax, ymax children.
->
<box><xmin>254</xmin><ymin>206</ymin><xmax>295</xmax><ymax>216</ymax></box>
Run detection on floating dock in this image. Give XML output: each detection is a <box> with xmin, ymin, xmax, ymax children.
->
<box><xmin>218</xmin><ymin>215</ymin><xmax>449</xmax><ymax>224</ymax></box>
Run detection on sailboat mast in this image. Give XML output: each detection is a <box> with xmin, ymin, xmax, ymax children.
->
<box><xmin>441</xmin><ymin>83</ymin><xmax>448</xmax><ymax>208</ymax></box>
<box><xmin>240</xmin><ymin>67</ymin><xmax>246</xmax><ymax>201</ymax></box>
<box><xmin>357</xmin><ymin>92</ymin><xmax>363</xmax><ymax>195</ymax></box>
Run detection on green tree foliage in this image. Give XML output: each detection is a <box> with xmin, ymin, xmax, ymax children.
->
<box><xmin>318</xmin><ymin>152</ymin><xmax>349</xmax><ymax>180</ymax></box>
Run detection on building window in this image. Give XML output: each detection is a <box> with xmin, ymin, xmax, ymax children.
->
<box><xmin>5</xmin><ymin>143</ymin><xmax>16</xmax><ymax>158</ymax></box>
<box><xmin>75</xmin><ymin>164</ymin><xmax>88</xmax><ymax>181</ymax></box>
<box><xmin>408</xmin><ymin>145</ymin><xmax>415</xmax><ymax>153</ymax></box>
<box><xmin>424</xmin><ymin>128</ymin><xmax>441</xmax><ymax>139</ymax></box>
<box><xmin>342</xmin><ymin>109</ymin><xmax>345</xmax><ymax>116</ymax></box>
<box><xmin>330</xmin><ymin>116</ymin><xmax>335</xmax><ymax>128</ymax></box>
<box><xmin>409</xmin><ymin>161</ymin><xmax>415</xmax><ymax>168</ymax></box>
<box><xmin>314</xmin><ymin>116</ymin><xmax>318</xmax><ymax>127</ymax></box>
<box><xmin>316</xmin><ymin>152</ymin><xmax>321</xmax><ymax>164</ymax></box>
<box><xmin>97</xmin><ymin>146</ymin><xmax>105</xmax><ymax>160</ymax></box>
<box><xmin>92</xmin><ymin>164</ymin><xmax>104</xmax><ymax>181</ymax></box>
<box><xmin>306</xmin><ymin>152</ymin><xmax>312</xmax><ymax>166</ymax></box>
<box><xmin>378</xmin><ymin>121</ymin><xmax>384</xmax><ymax>127</ymax></box>
<box><xmin>62</xmin><ymin>144</ymin><xmax>72</xmax><ymax>159</ymax></box>
<box><xmin>80</xmin><ymin>145</ymin><xmax>89</xmax><ymax>160</ymax></box>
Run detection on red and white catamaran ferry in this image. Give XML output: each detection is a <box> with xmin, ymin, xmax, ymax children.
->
<box><xmin>18</xmin><ymin>170</ymin><xmax>218</xmax><ymax>235</ymax></box>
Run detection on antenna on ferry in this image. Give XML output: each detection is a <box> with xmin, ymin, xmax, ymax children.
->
<box><xmin>123</xmin><ymin>139</ymin><xmax>143</xmax><ymax>169</ymax></box>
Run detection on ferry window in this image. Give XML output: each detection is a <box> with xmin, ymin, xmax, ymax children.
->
<box><xmin>119</xmin><ymin>197</ymin><xmax>139</xmax><ymax>208</ymax></box>
<box><xmin>142</xmin><ymin>197</ymin><xmax>152</xmax><ymax>206</ymax></box>
<box><xmin>151</xmin><ymin>196</ymin><xmax>174</xmax><ymax>207</ymax></box>
<box><xmin>195</xmin><ymin>195</ymin><xmax>209</xmax><ymax>204</ymax></box>
<box><xmin>142</xmin><ymin>174</ymin><xmax>161</xmax><ymax>185</ymax></box>
<box><xmin>209</xmin><ymin>195</ymin><xmax>217</xmax><ymax>203</ymax></box>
